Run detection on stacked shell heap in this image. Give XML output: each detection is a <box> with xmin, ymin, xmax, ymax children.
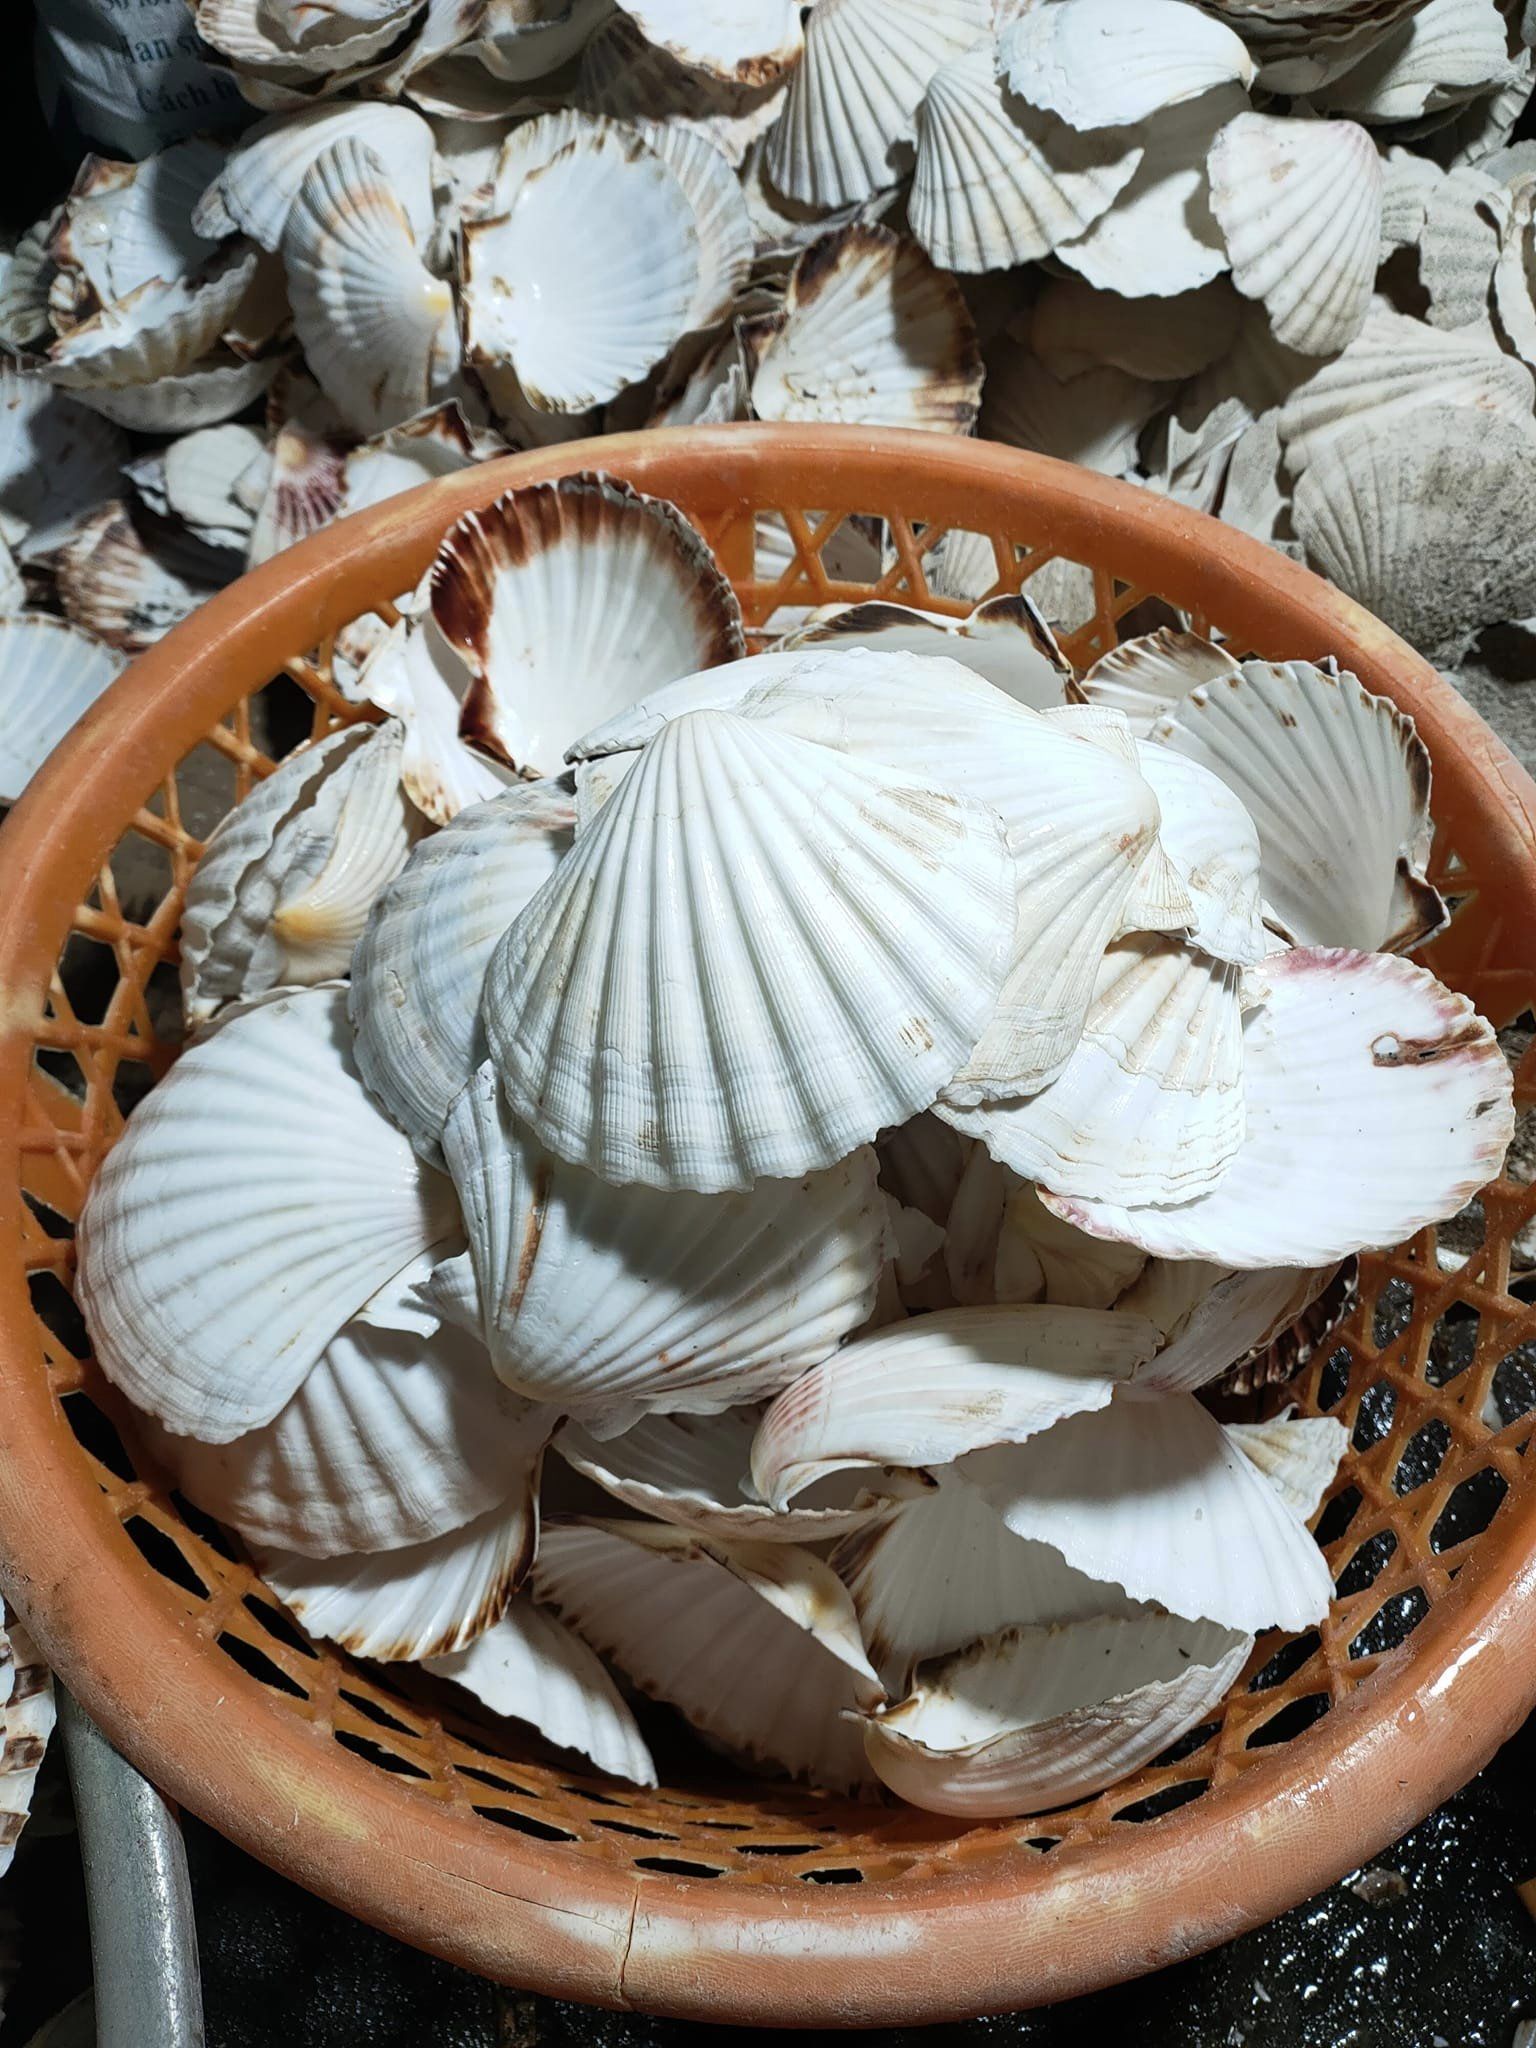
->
<box><xmin>76</xmin><ymin>475</ymin><xmax>1515</xmax><ymax>1814</ymax></box>
<box><xmin>4</xmin><ymin>0</ymin><xmax>1536</xmax><ymax>792</ymax></box>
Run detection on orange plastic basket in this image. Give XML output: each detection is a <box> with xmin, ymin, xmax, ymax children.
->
<box><xmin>3</xmin><ymin>425</ymin><xmax>1536</xmax><ymax>2027</ymax></box>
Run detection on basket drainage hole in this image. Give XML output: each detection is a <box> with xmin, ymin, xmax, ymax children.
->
<box><xmin>22</xmin><ymin>1191</ymin><xmax>73</xmax><ymax>1242</ymax></box>
<box><xmin>1335</xmin><ymin>1527</ymin><xmax>1396</xmax><ymax>1598</ymax></box>
<box><xmin>633</xmin><ymin>1856</ymin><xmax>724</xmax><ymax>1879</ymax></box>
<box><xmin>123</xmin><ymin>1515</ymin><xmax>208</xmax><ymax>1599</ymax></box>
<box><xmin>339</xmin><ymin>1688</ymin><xmax>416</xmax><ymax>1736</ymax></box>
<box><xmin>171</xmin><ymin>1492</ymin><xmax>243</xmax><ymax>1562</ymax></box>
<box><xmin>1249</xmin><ymin>1631</ymin><xmax>1322</xmax><ymax>1694</ymax></box>
<box><xmin>1313</xmin><ymin>1485</ymin><xmax>1362</xmax><ymax>1550</ymax></box>
<box><xmin>242</xmin><ymin>1592</ymin><xmax>320</xmax><ymax>1658</ymax></box>
<box><xmin>27</xmin><ymin>1270</ymin><xmax>90</xmax><ymax>1360</ymax></box>
<box><xmin>1352</xmin><ymin>1379</ymin><xmax>1397</xmax><ymax>1451</ymax></box>
<box><xmin>335</xmin><ymin>1730</ymin><xmax>430</xmax><ymax>1780</ymax></box>
<box><xmin>1246</xmin><ymin>1693</ymin><xmax>1331</xmax><ymax>1750</ymax></box>
<box><xmin>473</xmin><ymin>1804</ymin><xmax>578</xmax><ymax>1844</ymax></box>
<box><xmin>1393</xmin><ymin>1418</ymin><xmax>1451</xmax><ymax>1496</ymax></box>
<box><xmin>1025</xmin><ymin>1838</ymin><xmax>1060</xmax><ymax>1853</ymax></box>
<box><xmin>62</xmin><ymin>1392</ymin><xmax>136</xmax><ymax>1483</ymax></box>
<box><xmin>801</xmin><ymin>1867</ymin><xmax>864</xmax><ymax>1885</ymax></box>
<box><xmin>737</xmin><ymin>1842</ymin><xmax>822</xmax><ymax>1856</ymax></box>
<box><xmin>459</xmin><ymin>1764</ymin><xmax>539</xmax><ymax>1798</ymax></box>
<box><xmin>591</xmin><ymin>1818</ymin><xmax>679</xmax><ymax>1842</ymax></box>
<box><xmin>1371</xmin><ymin>1278</ymin><xmax>1415</xmax><ymax>1348</ymax></box>
<box><xmin>1349</xmin><ymin>1586</ymin><xmax>1431</xmax><ymax>1660</ymax></box>
<box><xmin>217</xmin><ymin>1632</ymin><xmax>309</xmax><ymax>1701</ymax></box>
<box><xmin>1317</xmin><ymin>1347</ymin><xmax>1353</xmax><ymax>1412</ymax></box>
<box><xmin>1113</xmin><ymin>1780</ymin><xmax>1209</xmax><ymax>1824</ymax></box>
<box><xmin>1430</xmin><ymin>1466</ymin><xmax>1508</xmax><ymax>1551</ymax></box>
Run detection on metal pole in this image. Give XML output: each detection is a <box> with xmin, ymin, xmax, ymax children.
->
<box><xmin>57</xmin><ymin>1691</ymin><xmax>205</xmax><ymax>2048</ymax></box>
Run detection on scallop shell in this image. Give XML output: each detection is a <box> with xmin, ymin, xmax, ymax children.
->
<box><xmin>258</xmin><ymin>1496</ymin><xmax>534</xmax><ymax>1662</ymax></box>
<box><xmin>195</xmin><ymin>102</ymin><xmax>437</xmax><ymax>250</ymax></box>
<box><xmin>764</xmin><ymin>0</ymin><xmax>990</xmax><ymax>208</ymax></box>
<box><xmin>194</xmin><ymin>0</ymin><xmax>422</xmax><ymax>78</ymax></box>
<box><xmin>1079</xmin><ymin>629</ymin><xmax>1242</xmax><ymax>739</ymax></box>
<box><xmin>283</xmin><ymin>138</ymin><xmax>458</xmax><ymax>436</ymax></box>
<box><xmin>425</xmin><ymin>1598</ymin><xmax>658</xmax><ymax>1785</ymax></box>
<box><xmin>146</xmin><ymin>1253</ymin><xmax>553</xmax><ymax>1557</ymax></box>
<box><xmin>574</xmin><ymin>14</ymin><xmax>789</xmax><ymax>165</ymax></box>
<box><xmin>428</xmin><ymin>474</ymin><xmax>744</xmax><ymax>776</ymax></box>
<box><xmin>863</xmin><ymin>1610</ymin><xmax>1250</xmax><ymax>1818</ymax></box>
<box><xmin>1042</xmin><ymin>948</ymin><xmax>1514</xmax><ymax>1270</ymax></box>
<box><xmin>938</xmin><ymin>1141</ymin><xmax>1010</xmax><ymax>1307</ymax></box>
<box><xmin>180</xmin><ymin>721</ymin><xmax>423</xmax><ymax>1025</ymax></box>
<box><xmin>40</xmin><ymin>499</ymin><xmax>219</xmax><ymax>655</ymax></box>
<box><xmin>355</xmin><ymin>616</ymin><xmax>517</xmax><ymax>826</ymax></box>
<box><xmin>1121</xmin><ymin>1258</ymin><xmax>1340</xmax><ymax>1394</ymax></box>
<box><xmin>743</xmin><ymin>224</ymin><xmax>983</xmax><ymax>435</ymax></box>
<box><xmin>0</xmin><ymin>1616</ymin><xmax>55</xmax><ymax>1880</ymax></box>
<box><xmin>993</xmin><ymin>1181</ymin><xmax>1148</xmax><ymax>1310</ymax></box>
<box><xmin>533</xmin><ymin>1519</ymin><xmax>884</xmax><ymax>1792</ymax></box>
<box><xmin>482</xmin><ymin>706</ymin><xmax>1017</xmax><ymax>1191</ymax></box>
<box><xmin>1029</xmin><ymin>276</ymin><xmax>1243</xmax><ymax>385</ymax></box>
<box><xmin>246</xmin><ymin>414</ymin><xmax>350</xmax><ymax>566</ymax></box>
<box><xmin>337</xmin><ymin>403</ymin><xmax>509</xmax><ymax>519</ymax></box>
<box><xmin>0</xmin><ymin>212</ymin><xmax>58</xmax><ymax>352</ymax></box>
<box><xmin>911</xmin><ymin>40</ymin><xmax>1144</xmax><ymax>275</ymax></box>
<box><xmin>981</xmin><ymin>346</ymin><xmax>1170</xmax><ymax>477</ymax></box>
<box><xmin>1057</xmin><ymin>86</ymin><xmax>1247</xmax><ymax>296</ymax></box>
<box><xmin>350</xmin><ymin>782</ymin><xmax>576</xmax><ymax>1163</ymax></box>
<box><xmin>1310</xmin><ymin>0</ymin><xmax>1518</xmax><ymax>122</ymax></box>
<box><xmin>780</xmin><ymin>596</ymin><xmax>1073</xmax><ymax>710</ymax></box>
<box><xmin>633</xmin><ymin>120</ymin><xmax>755</xmax><ymax>328</ymax></box>
<box><xmin>48</xmin><ymin>140</ymin><xmax>229</xmax><ymax>317</ymax></box>
<box><xmin>1417</xmin><ymin>167</ymin><xmax>1503</xmax><ymax>331</ymax></box>
<box><xmin>943</xmin><ymin>939</ymin><xmax>1246</xmax><ymax>1207</ymax></box>
<box><xmin>0</xmin><ymin>613</ymin><xmax>123</xmax><ymax>804</ymax></box>
<box><xmin>556</xmin><ymin>1409</ymin><xmax>920</xmax><ymax>1543</ymax></box>
<box><xmin>457</xmin><ymin>0</ymin><xmax>611</xmax><ymax>85</ymax></box>
<box><xmin>68</xmin><ymin>354</ymin><xmax>278</xmax><ymax>434</ymax></box>
<box><xmin>878</xmin><ymin>1112</ymin><xmax>972</xmax><ymax>1229</ymax></box>
<box><xmin>962</xmin><ymin>1386</ymin><xmax>1336</xmax><ymax>1633</ymax></box>
<box><xmin>1227</xmin><ymin>1413</ymin><xmax>1350</xmax><ymax>1520</ymax></box>
<box><xmin>1134</xmin><ymin>739</ymin><xmax>1266</xmax><ymax>966</ymax></box>
<box><xmin>77</xmin><ymin>985</ymin><xmax>458</xmax><ymax>1442</ymax></box>
<box><xmin>45</xmin><ymin>246</ymin><xmax>258</xmax><ymax>388</ymax></box>
<box><xmin>998</xmin><ymin>0</ymin><xmax>1256</xmax><ymax>129</ymax></box>
<box><xmin>0</xmin><ymin>370</ymin><xmax>128</xmax><ymax>557</ymax></box>
<box><xmin>749</xmin><ymin>1304</ymin><xmax>1159</xmax><ymax>1509</ymax></box>
<box><xmin>137</xmin><ymin>422</ymin><xmax>266</xmax><ymax>552</ymax></box>
<box><xmin>1153</xmin><ymin>657</ymin><xmax>1443</xmax><ymax>953</ymax></box>
<box><xmin>1274</xmin><ymin>301</ymin><xmax>1535</xmax><ymax>478</ymax></box>
<box><xmin>1207</xmin><ymin>114</ymin><xmax>1382</xmax><ymax>356</ymax></box>
<box><xmin>461</xmin><ymin>128</ymin><xmax>699</xmax><ymax>413</ymax></box>
<box><xmin>430</xmin><ymin>1064</ymin><xmax>886</xmax><ymax>1425</ymax></box>
<box><xmin>0</xmin><ymin>537</ymin><xmax>22</xmax><ymax>614</ymax></box>
<box><xmin>1292</xmin><ymin>406</ymin><xmax>1536</xmax><ymax>661</ymax></box>
<box><xmin>1493</xmin><ymin>175</ymin><xmax>1536</xmax><ymax>365</ymax></box>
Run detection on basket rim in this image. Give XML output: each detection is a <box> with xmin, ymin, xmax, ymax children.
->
<box><xmin>3</xmin><ymin>424</ymin><xmax>1536</xmax><ymax>2026</ymax></box>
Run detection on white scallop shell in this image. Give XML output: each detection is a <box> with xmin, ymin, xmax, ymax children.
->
<box><xmin>780</xmin><ymin>595</ymin><xmax>1073</xmax><ymax>711</ymax></box>
<box><xmin>49</xmin><ymin>140</ymin><xmax>228</xmax><ymax>314</ymax></box>
<box><xmin>1042</xmin><ymin>949</ymin><xmax>1514</xmax><ymax>1270</ymax></box>
<box><xmin>0</xmin><ymin>614</ymin><xmax>122</xmax><ymax>804</ymax></box>
<box><xmin>350</xmin><ymin>782</ymin><xmax>576</xmax><ymax>1163</ymax></box>
<box><xmin>424</xmin><ymin>1598</ymin><xmax>658</xmax><ymax>1786</ymax></box>
<box><xmin>145</xmin><ymin>1254</ymin><xmax>552</xmax><ymax>1557</ymax></box>
<box><xmin>194</xmin><ymin>101</ymin><xmax>437</xmax><ymax>250</ymax></box>
<box><xmin>1080</xmin><ymin>629</ymin><xmax>1242</xmax><ymax>740</ymax></box>
<box><xmin>1057</xmin><ymin>86</ymin><xmax>1247</xmax><ymax>296</ymax></box>
<box><xmin>863</xmin><ymin>1610</ymin><xmax>1250</xmax><ymax>1818</ymax></box>
<box><xmin>633</xmin><ymin>120</ymin><xmax>754</xmax><ymax>328</ymax></box>
<box><xmin>482</xmin><ymin>707</ymin><xmax>1017</xmax><ymax>1191</ymax></box>
<box><xmin>556</xmin><ymin>1408</ymin><xmax>920</xmax><ymax>1543</ymax></box>
<box><xmin>743</xmin><ymin>224</ymin><xmax>983</xmax><ymax>434</ymax></box>
<box><xmin>533</xmin><ymin>1519</ymin><xmax>884</xmax><ymax>1792</ymax></box>
<box><xmin>180</xmin><ymin>722</ymin><xmax>423</xmax><ymax>1025</ymax></box>
<box><xmin>1309</xmin><ymin>0</ymin><xmax>1517</xmax><ymax>122</ymax></box>
<box><xmin>0</xmin><ymin>538</ymin><xmax>22</xmax><ymax>614</ymax></box>
<box><xmin>0</xmin><ymin>1617</ymin><xmax>55</xmax><ymax>1880</ymax></box>
<box><xmin>1001</xmin><ymin>0</ymin><xmax>1255</xmax><ymax>129</ymax></box>
<box><xmin>461</xmin><ymin>128</ymin><xmax>699</xmax><ymax>412</ymax></box>
<box><xmin>283</xmin><ymin>138</ymin><xmax>458</xmax><ymax>436</ymax></box>
<box><xmin>427</xmin><ymin>474</ymin><xmax>744</xmax><ymax>776</ymax></box>
<box><xmin>68</xmin><ymin>355</ymin><xmax>278</xmax><ymax>434</ymax></box>
<box><xmin>336</xmin><ymin>403</ymin><xmax>509</xmax><ymax>519</ymax></box>
<box><xmin>1029</xmin><ymin>275</ymin><xmax>1243</xmax><ymax>385</ymax></box>
<box><xmin>258</xmin><ymin>1496</ymin><xmax>534</xmax><ymax>1662</ymax></box>
<box><xmin>40</xmin><ymin>499</ymin><xmax>218</xmax><ymax>655</ymax></box>
<box><xmin>993</xmin><ymin>1180</ymin><xmax>1148</xmax><ymax>1310</ymax></box>
<box><xmin>1227</xmin><ymin>1413</ymin><xmax>1350</xmax><ymax>1520</ymax></box>
<box><xmin>962</xmin><ymin>1386</ymin><xmax>1336</xmax><ymax>1633</ymax></box>
<box><xmin>1290</xmin><ymin>407</ymin><xmax>1536</xmax><ymax>660</ymax></box>
<box><xmin>0</xmin><ymin>368</ymin><xmax>128</xmax><ymax>556</ymax></box>
<box><xmin>355</xmin><ymin>616</ymin><xmax>518</xmax><ymax>827</ymax></box>
<box><xmin>748</xmin><ymin>1304</ymin><xmax>1159</xmax><ymax>1509</ymax></box>
<box><xmin>77</xmin><ymin>986</ymin><xmax>458</xmax><ymax>1442</ymax></box>
<box><xmin>141</xmin><ymin>422</ymin><xmax>266</xmax><ymax>552</ymax></box>
<box><xmin>911</xmin><ymin>40</ymin><xmax>1144</xmax><ymax>274</ymax></box>
<box><xmin>878</xmin><ymin>1112</ymin><xmax>972</xmax><ymax>1229</ymax></box>
<box><xmin>1153</xmin><ymin>657</ymin><xmax>1443</xmax><ymax>953</ymax></box>
<box><xmin>764</xmin><ymin>0</ymin><xmax>990</xmax><ymax>208</ymax></box>
<box><xmin>1493</xmin><ymin>175</ymin><xmax>1536</xmax><ymax>365</ymax></box>
<box><xmin>245</xmin><ymin>413</ymin><xmax>348</xmax><ymax>567</ymax></box>
<box><xmin>1134</xmin><ymin>738</ymin><xmax>1266</xmax><ymax>966</ymax></box>
<box><xmin>1125</xmin><ymin>1259</ymin><xmax>1341</xmax><ymax>1394</ymax></box>
<box><xmin>574</xmin><ymin>15</ymin><xmax>789</xmax><ymax>165</ymax></box>
<box><xmin>1208</xmin><ymin>114</ymin><xmax>1382</xmax><ymax>355</ymax></box>
<box><xmin>981</xmin><ymin>346</ymin><xmax>1170</xmax><ymax>477</ymax></box>
<box><xmin>619</xmin><ymin>0</ymin><xmax>803</xmax><ymax>82</ymax></box>
<box><xmin>1417</xmin><ymin>167</ymin><xmax>1502</xmax><ymax>331</ymax></box>
<box><xmin>943</xmin><ymin>938</ymin><xmax>1246</xmax><ymax>1207</ymax></box>
<box><xmin>46</xmin><ymin>247</ymin><xmax>258</xmax><ymax>388</ymax></box>
<box><xmin>1274</xmin><ymin>301</ymin><xmax>1535</xmax><ymax>478</ymax></box>
<box><xmin>431</xmin><ymin>1065</ymin><xmax>887</xmax><ymax>1426</ymax></box>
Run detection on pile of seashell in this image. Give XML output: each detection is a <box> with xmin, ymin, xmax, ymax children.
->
<box><xmin>5</xmin><ymin>0</ymin><xmax>1536</xmax><ymax>803</ymax></box>
<box><xmin>74</xmin><ymin>474</ymin><xmax>1515</xmax><ymax>1812</ymax></box>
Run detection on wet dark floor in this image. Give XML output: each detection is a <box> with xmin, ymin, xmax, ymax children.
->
<box><xmin>5</xmin><ymin>1709</ymin><xmax>1536</xmax><ymax>2048</ymax></box>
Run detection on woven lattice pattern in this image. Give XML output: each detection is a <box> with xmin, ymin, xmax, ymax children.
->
<box><xmin>15</xmin><ymin>490</ymin><xmax>1536</xmax><ymax>1892</ymax></box>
